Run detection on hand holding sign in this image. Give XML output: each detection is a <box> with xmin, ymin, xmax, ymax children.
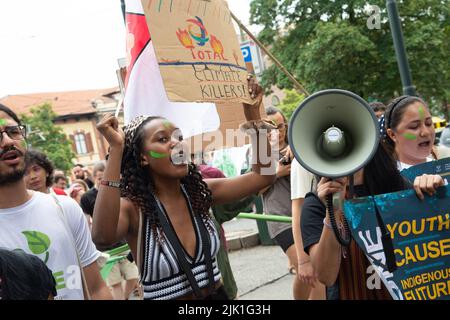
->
<box><xmin>243</xmin><ymin>75</ymin><xmax>263</xmax><ymax>121</ymax></box>
<box><xmin>413</xmin><ymin>174</ymin><xmax>445</xmax><ymax>200</ymax></box>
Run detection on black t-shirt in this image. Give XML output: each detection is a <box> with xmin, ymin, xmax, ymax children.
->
<box><xmin>85</xmin><ymin>178</ymin><xmax>94</xmax><ymax>189</ymax></box>
<box><xmin>300</xmin><ymin>192</ymin><xmax>326</xmax><ymax>254</ymax></box>
<box><xmin>301</xmin><ymin>185</ymin><xmax>370</xmax><ymax>253</ymax></box>
<box><xmin>80</xmin><ymin>188</ymin><xmax>98</xmax><ymax>217</ymax></box>
<box><xmin>80</xmin><ymin>187</ymin><xmax>125</xmax><ymax>251</ymax></box>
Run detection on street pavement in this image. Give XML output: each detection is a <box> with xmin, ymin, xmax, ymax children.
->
<box><xmin>223</xmin><ymin>217</ymin><xmax>294</xmax><ymax>300</ymax></box>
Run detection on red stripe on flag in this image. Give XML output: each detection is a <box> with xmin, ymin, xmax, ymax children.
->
<box><xmin>125</xmin><ymin>13</ymin><xmax>151</xmax><ymax>88</ymax></box>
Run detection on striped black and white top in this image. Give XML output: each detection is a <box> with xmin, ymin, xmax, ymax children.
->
<box><xmin>140</xmin><ymin>191</ymin><xmax>221</xmax><ymax>300</ymax></box>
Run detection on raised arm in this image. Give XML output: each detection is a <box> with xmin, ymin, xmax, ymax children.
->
<box><xmin>206</xmin><ymin>76</ymin><xmax>276</xmax><ymax>205</ymax></box>
<box><xmin>92</xmin><ymin>114</ymin><xmax>130</xmax><ymax>247</ymax></box>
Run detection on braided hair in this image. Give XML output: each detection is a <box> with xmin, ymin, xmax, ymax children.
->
<box><xmin>121</xmin><ymin>116</ymin><xmax>213</xmax><ymax>234</ymax></box>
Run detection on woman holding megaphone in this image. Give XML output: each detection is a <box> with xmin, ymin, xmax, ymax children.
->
<box><xmin>300</xmin><ymin>141</ymin><xmax>444</xmax><ymax>300</ymax></box>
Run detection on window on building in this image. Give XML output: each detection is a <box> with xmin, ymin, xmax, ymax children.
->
<box><xmin>74</xmin><ymin>133</ymin><xmax>87</xmax><ymax>154</ymax></box>
<box><xmin>70</xmin><ymin>131</ymin><xmax>94</xmax><ymax>155</ymax></box>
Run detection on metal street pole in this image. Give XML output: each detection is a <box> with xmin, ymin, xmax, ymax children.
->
<box><xmin>386</xmin><ymin>0</ymin><xmax>416</xmax><ymax>96</ymax></box>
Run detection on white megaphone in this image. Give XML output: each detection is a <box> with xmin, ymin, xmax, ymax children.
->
<box><xmin>288</xmin><ymin>89</ymin><xmax>380</xmax><ymax>245</ymax></box>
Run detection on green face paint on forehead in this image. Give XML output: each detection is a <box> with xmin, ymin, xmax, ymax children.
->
<box><xmin>162</xmin><ymin>120</ymin><xmax>171</xmax><ymax>129</ymax></box>
<box><xmin>149</xmin><ymin>150</ymin><xmax>169</xmax><ymax>159</ymax></box>
<box><xmin>0</xmin><ymin>118</ymin><xmax>7</xmax><ymax>126</ymax></box>
<box><xmin>418</xmin><ymin>106</ymin><xmax>425</xmax><ymax>121</ymax></box>
<box><xmin>403</xmin><ymin>133</ymin><xmax>417</xmax><ymax>140</ymax></box>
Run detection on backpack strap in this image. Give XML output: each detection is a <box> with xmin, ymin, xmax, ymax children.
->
<box><xmin>50</xmin><ymin>191</ymin><xmax>91</xmax><ymax>300</ymax></box>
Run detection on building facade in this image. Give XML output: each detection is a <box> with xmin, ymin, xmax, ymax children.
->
<box><xmin>0</xmin><ymin>88</ymin><xmax>121</xmax><ymax>168</ymax></box>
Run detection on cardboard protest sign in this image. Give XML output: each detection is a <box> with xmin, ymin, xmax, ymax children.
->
<box><xmin>141</xmin><ymin>0</ymin><xmax>252</xmax><ymax>104</ymax></box>
<box><xmin>401</xmin><ymin>157</ymin><xmax>450</xmax><ymax>183</ymax></box>
<box><xmin>344</xmin><ymin>185</ymin><xmax>450</xmax><ymax>300</ymax></box>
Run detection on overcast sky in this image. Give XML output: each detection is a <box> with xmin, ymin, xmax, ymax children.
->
<box><xmin>0</xmin><ymin>0</ymin><xmax>258</xmax><ymax>98</ymax></box>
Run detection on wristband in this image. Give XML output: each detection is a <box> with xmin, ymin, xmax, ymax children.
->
<box><xmin>323</xmin><ymin>217</ymin><xmax>332</xmax><ymax>229</ymax></box>
<box><xmin>100</xmin><ymin>180</ymin><xmax>121</xmax><ymax>188</ymax></box>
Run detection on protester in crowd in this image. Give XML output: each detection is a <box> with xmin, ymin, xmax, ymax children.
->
<box><xmin>383</xmin><ymin>95</ymin><xmax>450</xmax><ymax>171</ymax></box>
<box><xmin>259</xmin><ymin>106</ymin><xmax>311</xmax><ymax>300</ymax></box>
<box><xmin>92</xmin><ymin>77</ymin><xmax>276</xmax><ymax>300</ymax></box>
<box><xmin>300</xmin><ymin>140</ymin><xmax>445</xmax><ymax>300</ymax></box>
<box><xmin>369</xmin><ymin>101</ymin><xmax>386</xmax><ymax>119</ymax></box>
<box><xmin>23</xmin><ymin>149</ymin><xmax>66</xmax><ymax>195</ymax></box>
<box><xmin>0</xmin><ymin>103</ymin><xmax>112</xmax><ymax>300</ymax></box>
<box><xmin>0</xmin><ymin>248</ymin><xmax>57</xmax><ymax>300</ymax></box>
<box><xmin>81</xmin><ymin>161</ymin><xmax>139</xmax><ymax>300</ymax></box>
<box><xmin>72</xmin><ymin>163</ymin><xmax>94</xmax><ymax>189</ymax></box>
<box><xmin>290</xmin><ymin>158</ymin><xmax>326</xmax><ymax>299</ymax></box>
<box><xmin>53</xmin><ymin>173</ymin><xmax>68</xmax><ymax>190</ymax></box>
<box><xmin>67</xmin><ymin>179</ymin><xmax>89</xmax><ymax>205</ymax></box>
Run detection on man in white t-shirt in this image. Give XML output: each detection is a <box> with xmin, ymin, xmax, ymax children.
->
<box><xmin>0</xmin><ymin>104</ymin><xmax>112</xmax><ymax>300</ymax></box>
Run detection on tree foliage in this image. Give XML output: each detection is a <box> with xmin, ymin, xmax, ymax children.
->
<box><xmin>20</xmin><ymin>103</ymin><xmax>76</xmax><ymax>173</ymax></box>
<box><xmin>250</xmin><ymin>0</ymin><xmax>449</xmax><ymax>118</ymax></box>
<box><xmin>278</xmin><ymin>89</ymin><xmax>305</xmax><ymax>120</ymax></box>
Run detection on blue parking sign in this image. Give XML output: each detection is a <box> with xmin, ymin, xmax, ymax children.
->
<box><xmin>241</xmin><ymin>46</ymin><xmax>252</xmax><ymax>62</ymax></box>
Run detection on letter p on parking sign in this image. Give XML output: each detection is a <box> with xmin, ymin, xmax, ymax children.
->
<box><xmin>241</xmin><ymin>45</ymin><xmax>252</xmax><ymax>62</ymax></box>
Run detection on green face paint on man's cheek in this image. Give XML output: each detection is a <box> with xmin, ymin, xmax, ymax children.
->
<box><xmin>149</xmin><ymin>150</ymin><xmax>169</xmax><ymax>159</ymax></box>
<box><xmin>0</xmin><ymin>118</ymin><xmax>7</xmax><ymax>126</ymax></box>
<box><xmin>403</xmin><ymin>133</ymin><xmax>417</xmax><ymax>140</ymax></box>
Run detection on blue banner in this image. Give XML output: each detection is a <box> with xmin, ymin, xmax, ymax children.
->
<box><xmin>401</xmin><ymin>157</ymin><xmax>450</xmax><ymax>183</ymax></box>
<box><xmin>344</xmin><ymin>185</ymin><xmax>450</xmax><ymax>300</ymax></box>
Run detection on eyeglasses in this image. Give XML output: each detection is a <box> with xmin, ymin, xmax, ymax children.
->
<box><xmin>264</xmin><ymin>119</ymin><xmax>287</xmax><ymax>131</ymax></box>
<box><xmin>0</xmin><ymin>125</ymin><xmax>27</xmax><ymax>143</ymax></box>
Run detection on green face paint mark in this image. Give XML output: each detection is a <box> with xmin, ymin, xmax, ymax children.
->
<box><xmin>403</xmin><ymin>133</ymin><xmax>417</xmax><ymax>140</ymax></box>
<box><xmin>149</xmin><ymin>150</ymin><xmax>169</xmax><ymax>159</ymax></box>
<box><xmin>0</xmin><ymin>119</ymin><xmax>7</xmax><ymax>126</ymax></box>
<box><xmin>418</xmin><ymin>106</ymin><xmax>425</xmax><ymax>121</ymax></box>
<box><xmin>162</xmin><ymin>120</ymin><xmax>171</xmax><ymax>129</ymax></box>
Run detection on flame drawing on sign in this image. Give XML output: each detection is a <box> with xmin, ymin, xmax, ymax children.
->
<box><xmin>210</xmin><ymin>35</ymin><xmax>224</xmax><ymax>55</ymax></box>
<box><xmin>176</xmin><ymin>29</ymin><xmax>195</xmax><ymax>49</ymax></box>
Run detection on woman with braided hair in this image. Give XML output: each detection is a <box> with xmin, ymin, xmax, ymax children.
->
<box><xmin>92</xmin><ymin>77</ymin><xmax>276</xmax><ymax>300</ymax></box>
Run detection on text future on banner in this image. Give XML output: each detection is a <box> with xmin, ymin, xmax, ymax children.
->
<box><xmin>344</xmin><ymin>185</ymin><xmax>450</xmax><ymax>300</ymax></box>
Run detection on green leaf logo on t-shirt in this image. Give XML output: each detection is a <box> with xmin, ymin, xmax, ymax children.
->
<box><xmin>22</xmin><ymin>231</ymin><xmax>51</xmax><ymax>263</ymax></box>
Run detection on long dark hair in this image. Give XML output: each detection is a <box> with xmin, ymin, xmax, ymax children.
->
<box><xmin>120</xmin><ymin>117</ymin><xmax>213</xmax><ymax>232</ymax></box>
<box><xmin>363</xmin><ymin>142</ymin><xmax>410</xmax><ymax>196</ymax></box>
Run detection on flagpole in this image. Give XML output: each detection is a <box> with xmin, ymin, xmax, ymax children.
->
<box><xmin>229</xmin><ymin>11</ymin><xmax>310</xmax><ymax>97</ymax></box>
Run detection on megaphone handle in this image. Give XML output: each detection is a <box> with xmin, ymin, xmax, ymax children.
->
<box><xmin>326</xmin><ymin>193</ymin><xmax>351</xmax><ymax>247</ymax></box>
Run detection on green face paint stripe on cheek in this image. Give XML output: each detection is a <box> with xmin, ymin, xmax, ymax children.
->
<box><xmin>418</xmin><ymin>106</ymin><xmax>425</xmax><ymax>121</ymax></box>
<box><xmin>403</xmin><ymin>133</ymin><xmax>417</xmax><ymax>140</ymax></box>
<box><xmin>149</xmin><ymin>150</ymin><xmax>168</xmax><ymax>159</ymax></box>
